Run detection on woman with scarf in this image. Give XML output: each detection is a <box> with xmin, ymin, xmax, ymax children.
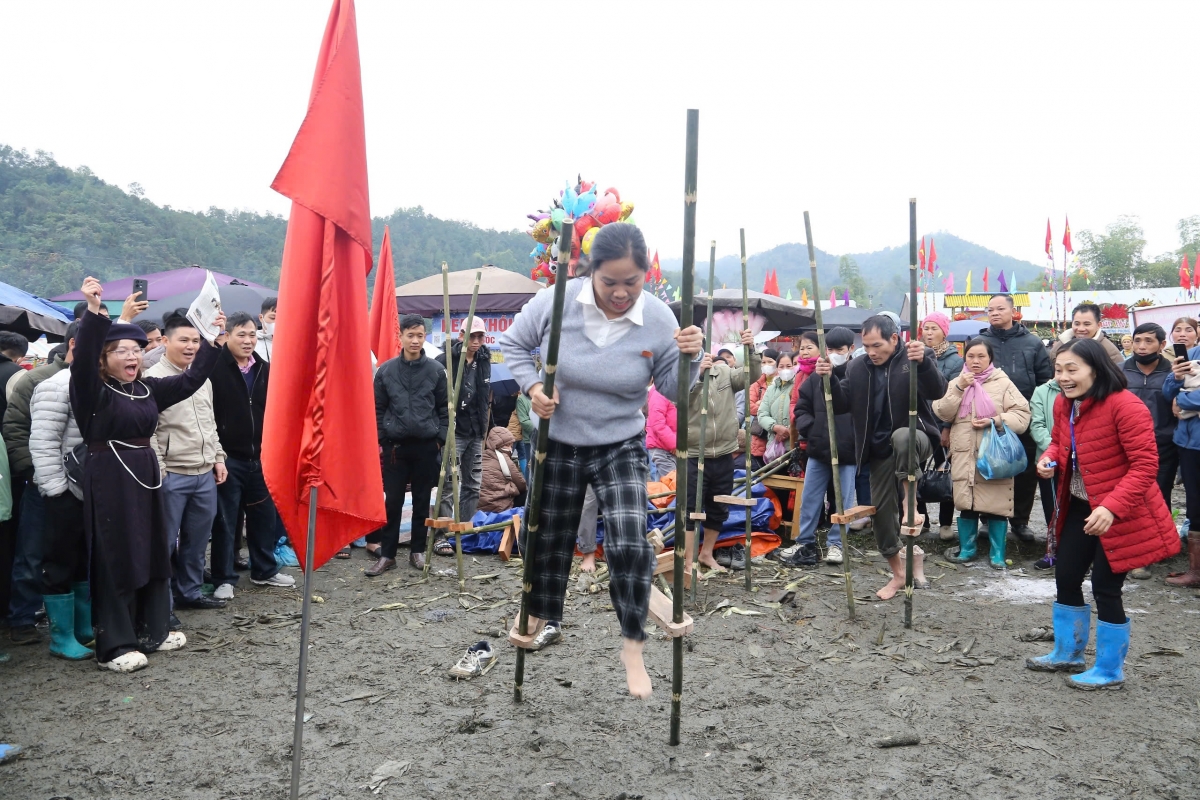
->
<box><xmin>72</xmin><ymin>277</ymin><xmax>226</xmax><ymax>673</ymax></box>
<box><xmin>746</xmin><ymin>348</ymin><xmax>779</xmax><ymax>470</ymax></box>
<box><xmin>922</xmin><ymin>313</ymin><xmax>965</xmax><ymax>539</ymax></box>
<box><xmin>787</xmin><ymin>332</ymin><xmax>821</xmax><ymax>425</ymax></box>
<box><xmin>933</xmin><ymin>338</ymin><xmax>1031</xmax><ymax>569</ymax></box>
<box><xmin>757</xmin><ymin>351</ymin><xmax>797</xmax><ymax>459</ymax></box>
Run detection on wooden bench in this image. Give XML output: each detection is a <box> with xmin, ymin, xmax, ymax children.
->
<box><xmin>761</xmin><ymin>474</ymin><xmax>804</xmax><ymax>541</ymax></box>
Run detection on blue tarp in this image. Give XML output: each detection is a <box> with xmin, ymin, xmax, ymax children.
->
<box><xmin>0</xmin><ymin>283</ymin><xmax>72</xmax><ymax>322</ymax></box>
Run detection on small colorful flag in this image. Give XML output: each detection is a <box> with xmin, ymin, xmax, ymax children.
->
<box><xmin>786</xmin><ymin>289</ymin><xmax>793</xmax><ymax>300</ymax></box>
<box><xmin>983</xmin><ymin>267</ymin><xmax>989</xmax><ymax>292</ymax></box>
<box><xmin>1181</xmin><ymin>255</ymin><xmax>1191</xmax><ymax>291</ymax></box>
<box><xmin>918</xmin><ymin>237</ymin><xmax>926</xmax><ymax>272</ymax></box>
<box><xmin>842</xmin><ymin>289</ymin><xmax>850</xmax><ymax>305</ymax></box>
<box><xmin>997</xmin><ymin>270</ymin><xmax>1009</xmax><ymax>293</ymax></box>
<box><xmin>966</xmin><ymin>271</ymin><xmax>973</xmax><ymax>294</ymax></box>
<box><xmin>1063</xmin><ymin>216</ymin><xmax>1073</xmax><ymax>254</ymax></box>
<box><xmin>928</xmin><ymin>237</ymin><xmax>937</xmax><ymax>274</ymax></box>
<box><xmin>829</xmin><ymin>289</ymin><xmax>837</xmax><ymax>308</ymax></box>
<box><xmin>943</xmin><ymin>272</ymin><xmax>954</xmax><ymax>293</ymax></box>
<box><xmin>800</xmin><ymin>288</ymin><xmax>808</xmax><ymax>306</ymax></box>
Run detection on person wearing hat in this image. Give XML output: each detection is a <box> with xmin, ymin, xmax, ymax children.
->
<box><xmin>435</xmin><ymin>314</ymin><xmax>492</xmax><ymax>527</ymax></box>
<box><xmin>70</xmin><ymin>277</ymin><xmax>227</xmax><ymax>673</ymax></box>
<box><xmin>922</xmin><ymin>312</ymin><xmax>964</xmax><ymax>540</ymax></box>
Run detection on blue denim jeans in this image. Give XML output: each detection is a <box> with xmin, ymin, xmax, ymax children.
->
<box><xmin>9</xmin><ymin>486</ymin><xmax>45</xmax><ymax>626</ymax></box>
<box><xmin>797</xmin><ymin>460</ymin><xmax>857</xmax><ymax>548</ymax></box>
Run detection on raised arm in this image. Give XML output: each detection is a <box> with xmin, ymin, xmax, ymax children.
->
<box><xmin>146</xmin><ymin>337</ymin><xmax>223</xmax><ymax>412</ymax></box>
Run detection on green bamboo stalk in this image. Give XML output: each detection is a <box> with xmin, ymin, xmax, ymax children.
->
<box><xmin>514</xmin><ymin>222</ymin><xmax>574</xmax><ymax>703</ymax></box>
<box><xmin>740</xmin><ymin>229</ymin><xmax>754</xmax><ymax>592</ymax></box>
<box><xmin>425</xmin><ymin>263</ymin><xmax>459</xmax><ymax>575</ymax></box>
<box><xmin>452</xmin><ymin>271</ymin><xmax>484</xmax><ymax>594</ymax></box>
<box><xmin>670</xmin><ymin>108</ymin><xmax>699</xmax><ymax>748</ymax></box>
<box><xmin>803</xmin><ymin>212</ymin><xmax>855</xmax><ymax>620</ymax></box>
<box><xmin>649</xmin><ymin>446</ymin><xmax>797</xmax><ymax>501</ymax></box>
<box><xmin>904</xmin><ymin>199</ymin><xmax>919</xmax><ymax>629</ymax></box>
<box><xmin>689</xmin><ymin>241</ymin><xmax>716</xmax><ymax>603</ymax></box>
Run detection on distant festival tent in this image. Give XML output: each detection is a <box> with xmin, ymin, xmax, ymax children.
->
<box><xmin>52</xmin><ymin>266</ymin><xmax>272</xmax><ymax>302</ymax></box>
<box><xmin>394</xmin><ymin>265</ymin><xmax>544</xmax><ymax>315</ymax></box>
<box><xmin>0</xmin><ymin>282</ymin><xmax>72</xmax><ymax>339</ymax></box>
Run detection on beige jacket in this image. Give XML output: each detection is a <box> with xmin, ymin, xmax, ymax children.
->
<box><xmin>933</xmin><ymin>367</ymin><xmax>1031</xmax><ymax>518</ymax></box>
<box><xmin>686</xmin><ymin>352</ymin><xmax>761</xmax><ymax>458</ymax></box>
<box><xmin>147</xmin><ymin>356</ymin><xmax>225</xmax><ymax>475</ymax></box>
<box><xmin>1049</xmin><ymin>327</ymin><xmax>1124</xmax><ymax>366</ymax></box>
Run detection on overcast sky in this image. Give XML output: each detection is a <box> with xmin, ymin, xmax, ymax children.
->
<box><xmin>3</xmin><ymin>1</ymin><xmax>1197</xmax><ymax>271</ymax></box>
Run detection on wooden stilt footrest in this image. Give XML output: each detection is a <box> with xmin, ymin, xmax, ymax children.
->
<box><xmin>713</xmin><ymin>494</ymin><xmax>756</xmax><ymax>507</ymax></box>
<box><xmin>653</xmin><ymin>551</ymin><xmax>695</xmax><ymax>588</ymax></box>
<box><xmin>829</xmin><ymin>505</ymin><xmax>876</xmax><ymax>524</ymax></box>
<box><xmin>425</xmin><ymin>517</ymin><xmax>454</xmax><ymax>529</ymax></box>
<box><xmin>448</xmin><ymin>522</ymin><xmax>472</xmax><ymax>533</ymax></box>
<box><xmin>507</xmin><ymin>617</ymin><xmax>546</xmax><ymax>649</ymax></box>
<box><xmin>647</xmin><ymin>586</ymin><xmax>693</xmax><ymax>637</ymax></box>
<box><xmin>899</xmin><ymin>514</ymin><xmax>925</xmax><ymax>538</ymax></box>
<box><xmin>688</xmin><ymin>512</ymin><xmax>707</xmax><ymax>521</ymax></box>
<box><xmin>498</xmin><ymin>514</ymin><xmax>520</xmax><ymax>561</ymax></box>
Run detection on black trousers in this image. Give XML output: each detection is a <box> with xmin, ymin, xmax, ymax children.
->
<box><xmin>1056</xmin><ymin>497</ymin><xmax>1127</xmax><ymax>624</ymax></box>
<box><xmin>41</xmin><ymin>492</ymin><xmax>86</xmax><ymax>595</ymax></box>
<box><xmin>1011</xmin><ymin>430</ymin><xmax>1038</xmax><ymax>525</ymax></box>
<box><xmin>1038</xmin><ymin>477</ymin><xmax>1056</xmax><ymax>526</ymax></box>
<box><xmin>685</xmin><ymin>454</ymin><xmax>734</xmax><ymax>532</ymax></box>
<box><xmin>371</xmin><ymin>439</ymin><xmax>439</xmax><ymax>559</ymax></box>
<box><xmin>1157</xmin><ymin>442</ymin><xmax>1179</xmax><ymax>513</ymax></box>
<box><xmin>91</xmin><ymin>553</ymin><xmax>169</xmax><ymax>663</ymax></box>
<box><xmin>1179</xmin><ymin>446</ymin><xmax>1200</xmax><ymax>528</ymax></box>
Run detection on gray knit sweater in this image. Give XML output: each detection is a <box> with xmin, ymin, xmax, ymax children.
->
<box><xmin>500</xmin><ymin>278</ymin><xmax>699</xmax><ymax>447</ymax></box>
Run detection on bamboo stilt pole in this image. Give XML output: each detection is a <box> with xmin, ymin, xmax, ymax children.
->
<box><xmin>904</xmin><ymin>199</ymin><xmax>919</xmax><ymax>629</ymax></box>
<box><xmin>689</xmin><ymin>241</ymin><xmax>717</xmax><ymax>604</ymax></box>
<box><xmin>426</xmin><ymin>263</ymin><xmax>457</xmax><ymax>574</ymax></box>
<box><xmin>670</xmin><ymin>108</ymin><xmax>699</xmax><ymax>747</ymax></box>
<box><xmin>452</xmin><ymin>271</ymin><xmax>484</xmax><ymax>594</ymax></box>
<box><xmin>739</xmin><ymin>229</ymin><xmax>754</xmax><ymax>592</ymax></box>
<box><xmin>514</xmin><ymin>223</ymin><xmax>574</xmax><ymax>703</ymax></box>
<box><xmin>803</xmin><ymin>212</ymin><xmax>855</xmax><ymax>620</ymax></box>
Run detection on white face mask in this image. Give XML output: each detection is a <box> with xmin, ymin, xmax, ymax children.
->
<box><xmin>778</xmin><ymin>368</ymin><xmax>796</xmax><ymax>382</ymax></box>
<box><xmin>261</xmin><ymin>321</ymin><xmax>275</xmax><ymax>337</ymax></box>
<box><xmin>761</xmin><ymin>364</ymin><xmax>777</xmax><ymax>376</ymax></box>
<box><xmin>829</xmin><ymin>352</ymin><xmax>849</xmax><ymax>367</ymax></box>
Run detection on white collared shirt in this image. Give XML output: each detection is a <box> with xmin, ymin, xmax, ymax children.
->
<box><xmin>576</xmin><ymin>278</ymin><xmax>645</xmax><ymax>348</ymax></box>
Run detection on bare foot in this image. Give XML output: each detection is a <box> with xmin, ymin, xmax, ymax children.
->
<box><xmin>697</xmin><ymin>553</ymin><xmax>726</xmax><ymax>574</ymax></box>
<box><xmin>580</xmin><ymin>553</ymin><xmax>596</xmax><ymax>573</ymax></box>
<box><xmin>912</xmin><ymin>546</ymin><xmax>930</xmax><ymax>589</ymax></box>
<box><xmin>876</xmin><ymin>554</ymin><xmax>907</xmax><ymax>600</ymax></box>
<box><xmin>620</xmin><ymin>639</ymin><xmax>653</xmax><ymax>699</ymax></box>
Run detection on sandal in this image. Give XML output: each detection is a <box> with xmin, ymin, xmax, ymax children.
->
<box><xmin>363</xmin><ymin>544</ymin><xmax>381</xmax><ymax>559</ymax></box>
<box><xmin>335</xmin><ymin>546</ymin><xmax>352</xmax><ymax>559</ymax></box>
<box><xmin>434</xmin><ymin>538</ymin><xmax>455</xmax><ymax>557</ymax></box>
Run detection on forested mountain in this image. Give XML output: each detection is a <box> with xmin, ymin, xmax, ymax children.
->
<box><xmin>0</xmin><ymin>146</ymin><xmax>530</xmax><ymax>297</ymax></box>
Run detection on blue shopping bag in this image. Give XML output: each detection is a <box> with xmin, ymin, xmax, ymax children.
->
<box><xmin>975</xmin><ymin>419</ymin><xmax>1027</xmax><ymax>481</ymax></box>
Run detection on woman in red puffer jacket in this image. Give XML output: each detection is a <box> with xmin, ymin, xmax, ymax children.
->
<box><xmin>1028</xmin><ymin>338</ymin><xmax>1180</xmax><ymax>690</ymax></box>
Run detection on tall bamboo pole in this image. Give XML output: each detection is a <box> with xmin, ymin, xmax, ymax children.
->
<box><xmin>670</xmin><ymin>108</ymin><xmax>699</xmax><ymax>748</ymax></box>
<box><xmin>425</xmin><ymin>263</ymin><xmax>457</xmax><ymax>574</ymax></box>
<box><xmin>689</xmin><ymin>241</ymin><xmax>716</xmax><ymax>603</ymax></box>
<box><xmin>513</xmin><ymin>223</ymin><xmax>574</xmax><ymax>703</ymax></box>
<box><xmin>739</xmin><ymin>229</ymin><xmax>754</xmax><ymax>592</ymax></box>
<box><xmin>904</xmin><ymin>199</ymin><xmax>919</xmax><ymax>629</ymax></box>
<box><xmin>803</xmin><ymin>212</ymin><xmax>855</xmax><ymax>620</ymax></box>
<box><xmin>452</xmin><ymin>272</ymin><xmax>484</xmax><ymax>593</ymax></box>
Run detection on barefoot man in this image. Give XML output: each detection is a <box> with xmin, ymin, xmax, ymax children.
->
<box><xmin>499</xmin><ymin>223</ymin><xmax>702</xmax><ymax>698</ymax></box>
<box><xmin>814</xmin><ymin>314</ymin><xmax>946</xmax><ymax>599</ymax></box>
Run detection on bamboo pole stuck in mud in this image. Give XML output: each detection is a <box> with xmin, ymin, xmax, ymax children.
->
<box><xmin>452</xmin><ymin>272</ymin><xmax>484</xmax><ymax>593</ymax></box>
<box><xmin>689</xmin><ymin>240</ymin><xmax>717</xmax><ymax>604</ymax></box>
<box><xmin>739</xmin><ymin>228</ymin><xmax>754</xmax><ymax>592</ymax></box>
<box><xmin>670</xmin><ymin>108</ymin><xmax>699</xmax><ymax>748</ymax></box>
<box><xmin>513</xmin><ymin>222</ymin><xmax>574</xmax><ymax>703</ymax></box>
<box><xmin>426</xmin><ymin>263</ymin><xmax>457</xmax><ymax>574</ymax></box>
<box><xmin>904</xmin><ymin>199</ymin><xmax>919</xmax><ymax>629</ymax></box>
<box><xmin>804</xmin><ymin>212</ymin><xmax>856</xmax><ymax>621</ymax></box>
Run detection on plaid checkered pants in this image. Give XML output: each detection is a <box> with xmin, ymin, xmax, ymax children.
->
<box><xmin>522</xmin><ymin>436</ymin><xmax>654</xmax><ymax>641</ymax></box>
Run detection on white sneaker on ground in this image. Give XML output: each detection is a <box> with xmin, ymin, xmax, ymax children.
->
<box><xmin>252</xmin><ymin>573</ymin><xmax>296</xmax><ymax>588</ymax></box>
<box><xmin>449</xmin><ymin>641</ymin><xmax>497</xmax><ymax>679</ymax></box>
<box><xmin>825</xmin><ymin>545</ymin><xmax>844</xmax><ymax>565</ymax></box>
<box><xmin>778</xmin><ymin>543</ymin><xmax>802</xmax><ymax>559</ymax></box>
<box><xmin>99</xmin><ymin>651</ymin><xmax>148</xmax><ymax>673</ymax></box>
<box><xmin>156</xmin><ymin>631</ymin><xmax>186</xmax><ymax>652</ymax></box>
<box><xmin>213</xmin><ymin>583</ymin><xmax>235</xmax><ymax>600</ymax></box>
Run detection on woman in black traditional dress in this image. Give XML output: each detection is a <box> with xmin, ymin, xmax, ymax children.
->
<box><xmin>71</xmin><ymin>277</ymin><xmax>226</xmax><ymax>673</ymax></box>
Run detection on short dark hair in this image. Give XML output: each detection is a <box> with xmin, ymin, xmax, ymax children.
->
<box><xmin>227</xmin><ymin>311</ymin><xmax>255</xmax><ymax>332</ymax></box>
<box><xmin>1132</xmin><ymin>322</ymin><xmax>1166</xmax><ymax>343</ymax></box>
<box><xmin>1058</xmin><ymin>338</ymin><xmax>1127</xmax><ymax>401</ymax></box>
<box><xmin>825</xmin><ymin>326</ymin><xmax>855</xmax><ymax>350</ymax></box>
<box><xmin>989</xmin><ymin>293</ymin><xmax>1014</xmax><ymax>307</ymax></box>
<box><xmin>800</xmin><ymin>331</ymin><xmax>820</xmax><ymax>347</ymax></box>
<box><xmin>776</xmin><ymin>350</ymin><xmax>796</xmax><ymax>366</ymax></box>
<box><xmin>761</xmin><ymin>348</ymin><xmax>780</xmax><ymax>362</ymax></box>
<box><xmin>576</xmin><ymin>223</ymin><xmax>650</xmax><ymax>277</ymax></box>
<box><xmin>1072</xmin><ymin>302</ymin><xmax>1101</xmax><ymax>323</ymax></box>
<box><xmin>162</xmin><ymin>311</ymin><xmax>197</xmax><ymax>338</ymax></box>
<box><xmin>135</xmin><ymin>320</ymin><xmax>160</xmax><ymax>336</ymax></box>
<box><xmin>64</xmin><ymin>321</ymin><xmax>79</xmax><ymax>347</ymax></box>
<box><xmin>963</xmin><ymin>337</ymin><xmax>995</xmax><ymax>361</ymax></box>
<box><xmin>0</xmin><ymin>332</ymin><xmax>28</xmax><ymax>358</ymax></box>
<box><xmin>73</xmin><ymin>301</ymin><xmax>89</xmax><ymax>320</ymax></box>
<box><xmin>399</xmin><ymin>314</ymin><xmax>426</xmax><ymax>333</ymax></box>
<box><xmin>261</xmin><ymin>297</ymin><xmax>278</xmax><ymax>315</ymax></box>
<box><xmin>861</xmin><ymin>314</ymin><xmax>898</xmax><ymax>340</ymax></box>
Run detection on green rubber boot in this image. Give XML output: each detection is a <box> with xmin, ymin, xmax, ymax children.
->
<box><xmin>946</xmin><ymin>516</ymin><xmax>978</xmax><ymax>562</ymax></box>
<box><xmin>987</xmin><ymin>518</ymin><xmax>1008</xmax><ymax>569</ymax></box>
<box><xmin>72</xmin><ymin>582</ymin><xmax>94</xmax><ymax>646</ymax></box>
<box><xmin>43</xmin><ymin>594</ymin><xmax>94</xmax><ymax>661</ymax></box>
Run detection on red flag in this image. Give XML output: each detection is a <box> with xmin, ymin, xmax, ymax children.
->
<box><xmin>647</xmin><ymin>250</ymin><xmax>662</xmax><ymax>284</ymax></box>
<box><xmin>369</xmin><ymin>225</ymin><xmax>400</xmax><ymax>364</ymax></box>
<box><xmin>1045</xmin><ymin>219</ymin><xmax>1053</xmax><ymax>259</ymax></box>
<box><xmin>1194</xmin><ymin>254</ymin><xmax>1200</xmax><ymax>292</ymax></box>
<box><xmin>983</xmin><ymin>267</ymin><xmax>989</xmax><ymax>292</ymax></box>
<box><xmin>263</xmin><ymin>0</ymin><xmax>386</xmax><ymax>571</ymax></box>
<box><xmin>918</xmin><ymin>237</ymin><xmax>926</xmax><ymax>272</ymax></box>
<box><xmin>928</xmin><ymin>237</ymin><xmax>937</xmax><ymax>274</ymax></box>
<box><xmin>1063</xmin><ymin>215</ymin><xmax>1073</xmax><ymax>254</ymax></box>
<box><xmin>763</xmin><ymin>270</ymin><xmax>780</xmax><ymax>296</ymax></box>
<box><xmin>1181</xmin><ymin>255</ymin><xmax>1191</xmax><ymax>290</ymax></box>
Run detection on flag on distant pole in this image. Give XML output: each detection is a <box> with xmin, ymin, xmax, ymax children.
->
<box><xmin>918</xmin><ymin>237</ymin><xmax>926</xmax><ymax>273</ymax></box>
<box><xmin>786</xmin><ymin>289</ymin><xmax>793</xmax><ymax>300</ymax></box>
<box><xmin>928</xmin><ymin>237</ymin><xmax>937</xmax><ymax>274</ymax></box>
<box><xmin>943</xmin><ymin>272</ymin><xmax>954</xmax><ymax>294</ymax></box>
<box><xmin>842</xmin><ymin>288</ymin><xmax>850</xmax><ymax>306</ymax></box>
<box><xmin>983</xmin><ymin>267</ymin><xmax>989</xmax><ymax>292</ymax></box>
<box><xmin>368</xmin><ymin>225</ymin><xmax>400</xmax><ymax>364</ymax></box>
<box><xmin>800</xmin><ymin>288</ymin><xmax>808</xmax><ymax>306</ymax></box>
<box><xmin>1192</xmin><ymin>253</ymin><xmax>1199</xmax><ymax>295</ymax></box>
<box><xmin>966</xmin><ymin>270</ymin><xmax>972</xmax><ymax>294</ymax></box>
<box><xmin>829</xmin><ymin>289</ymin><xmax>836</xmax><ymax>308</ymax></box>
<box><xmin>1063</xmin><ymin>215</ymin><xmax>1073</xmax><ymax>255</ymax></box>
<box><xmin>1181</xmin><ymin>255</ymin><xmax>1191</xmax><ymax>291</ymax></box>
<box><xmin>997</xmin><ymin>270</ymin><xmax>1009</xmax><ymax>293</ymax></box>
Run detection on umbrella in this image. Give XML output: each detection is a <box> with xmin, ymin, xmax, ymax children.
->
<box><xmin>52</xmin><ymin>266</ymin><xmax>272</xmax><ymax>302</ymax></box>
<box><xmin>792</xmin><ymin>304</ymin><xmax>909</xmax><ymax>334</ymax></box>
<box><xmin>138</xmin><ymin>285</ymin><xmax>278</xmax><ymax>328</ymax></box>
<box><xmin>0</xmin><ymin>282</ymin><xmax>72</xmax><ymax>340</ymax></box>
<box><xmin>395</xmin><ymin>266</ymin><xmax>544</xmax><ymax>315</ymax></box>
<box><xmin>668</xmin><ymin>288</ymin><xmax>814</xmax><ymax>331</ymax></box>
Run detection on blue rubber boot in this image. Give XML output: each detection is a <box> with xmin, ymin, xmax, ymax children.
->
<box><xmin>1068</xmin><ymin>617</ymin><xmax>1130</xmax><ymax>690</ymax></box>
<box><xmin>1026</xmin><ymin>602</ymin><xmax>1089</xmax><ymax>673</ymax></box>
<box><xmin>987</xmin><ymin>518</ymin><xmax>1008</xmax><ymax>569</ymax></box>
<box><xmin>946</xmin><ymin>516</ymin><xmax>978</xmax><ymax>562</ymax></box>
<box><xmin>43</xmin><ymin>594</ymin><xmax>94</xmax><ymax>661</ymax></box>
<box><xmin>72</xmin><ymin>582</ymin><xmax>93</xmax><ymax>646</ymax></box>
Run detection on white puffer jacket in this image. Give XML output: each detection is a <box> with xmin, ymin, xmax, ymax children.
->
<box><xmin>30</xmin><ymin>368</ymin><xmax>82</xmax><ymax>500</ymax></box>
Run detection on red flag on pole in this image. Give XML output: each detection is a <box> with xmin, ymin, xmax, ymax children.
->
<box><xmin>928</xmin><ymin>237</ymin><xmax>937</xmax><ymax>274</ymax></box>
<box><xmin>263</xmin><ymin>0</ymin><xmax>386</xmax><ymax>571</ymax></box>
<box><xmin>983</xmin><ymin>267</ymin><xmax>989</xmax><ymax>292</ymax></box>
<box><xmin>1181</xmin><ymin>255</ymin><xmax>1191</xmax><ymax>291</ymax></box>
<box><xmin>1193</xmin><ymin>254</ymin><xmax>1200</xmax><ymax>292</ymax></box>
<box><xmin>368</xmin><ymin>225</ymin><xmax>400</xmax><ymax>364</ymax></box>
<box><xmin>1063</xmin><ymin>215</ymin><xmax>1073</xmax><ymax>254</ymax></box>
<box><xmin>918</xmin><ymin>237</ymin><xmax>926</xmax><ymax>273</ymax></box>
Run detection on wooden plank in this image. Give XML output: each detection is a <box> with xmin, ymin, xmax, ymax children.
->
<box><xmin>713</xmin><ymin>494</ymin><xmax>756</xmax><ymax>507</ymax></box>
<box><xmin>507</xmin><ymin>618</ymin><xmax>545</xmax><ymax>649</ymax></box>
<box><xmin>653</xmin><ymin>550</ymin><xmax>674</xmax><ymax>575</ymax></box>
<box><xmin>498</xmin><ymin>515</ymin><xmax>518</xmax><ymax>562</ymax></box>
<box><xmin>425</xmin><ymin>517</ymin><xmax>453</xmax><ymax>529</ymax></box>
<box><xmin>688</xmin><ymin>512</ymin><xmax>707</xmax><ymax>521</ymax></box>
<box><xmin>830</xmin><ymin>505</ymin><xmax>877</xmax><ymax>524</ymax></box>
<box><xmin>899</xmin><ymin>525</ymin><xmax>923</xmax><ymax>538</ymax></box>
<box><xmin>646</xmin><ymin>586</ymin><xmax>693</xmax><ymax>637</ymax></box>
<box><xmin>448</xmin><ymin>522</ymin><xmax>472</xmax><ymax>533</ymax></box>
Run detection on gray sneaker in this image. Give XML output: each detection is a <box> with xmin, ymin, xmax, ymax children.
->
<box><xmin>449</xmin><ymin>641</ymin><xmax>497</xmax><ymax>679</ymax></box>
<box><xmin>529</xmin><ymin>622</ymin><xmax>562</xmax><ymax>651</ymax></box>
<box><xmin>729</xmin><ymin>544</ymin><xmax>747</xmax><ymax>571</ymax></box>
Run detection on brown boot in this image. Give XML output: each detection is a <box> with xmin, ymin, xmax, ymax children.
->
<box><xmin>1165</xmin><ymin>532</ymin><xmax>1200</xmax><ymax>588</ymax></box>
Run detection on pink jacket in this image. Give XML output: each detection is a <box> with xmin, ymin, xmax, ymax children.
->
<box><xmin>645</xmin><ymin>386</ymin><xmax>677</xmax><ymax>452</ymax></box>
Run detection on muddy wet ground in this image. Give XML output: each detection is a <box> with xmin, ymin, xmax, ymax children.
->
<box><xmin>2</xmin><ymin>502</ymin><xmax>1198</xmax><ymax>800</ymax></box>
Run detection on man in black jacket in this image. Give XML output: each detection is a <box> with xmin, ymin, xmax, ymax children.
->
<box><xmin>976</xmin><ymin>294</ymin><xmax>1053</xmax><ymax>542</ymax></box>
<box><xmin>1124</xmin><ymin>322</ymin><xmax>1177</xmax><ymax>511</ymax></box>
<box><xmin>817</xmin><ymin>315</ymin><xmax>946</xmax><ymax>600</ymax></box>
<box><xmin>435</xmin><ymin>316</ymin><xmax>491</xmax><ymax>525</ymax></box>
<box><xmin>208</xmin><ymin>312</ymin><xmax>293</xmax><ymax>600</ymax></box>
<box><xmin>365</xmin><ymin>315</ymin><xmax>448</xmax><ymax>575</ymax></box>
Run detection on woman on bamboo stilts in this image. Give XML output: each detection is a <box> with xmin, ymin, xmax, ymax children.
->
<box><xmin>499</xmin><ymin>223</ymin><xmax>702</xmax><ymax>699</ymax></box>
<box><xmin>933</xmin><ymin>338</ymin><xmax>1030</xmax><ymax>568</ymax></box>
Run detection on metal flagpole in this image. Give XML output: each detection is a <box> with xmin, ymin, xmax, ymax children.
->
<box><xmin>289</xmin><ymin>485</ymin><xmax>320</xmax><ymax>800</ymax></box>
